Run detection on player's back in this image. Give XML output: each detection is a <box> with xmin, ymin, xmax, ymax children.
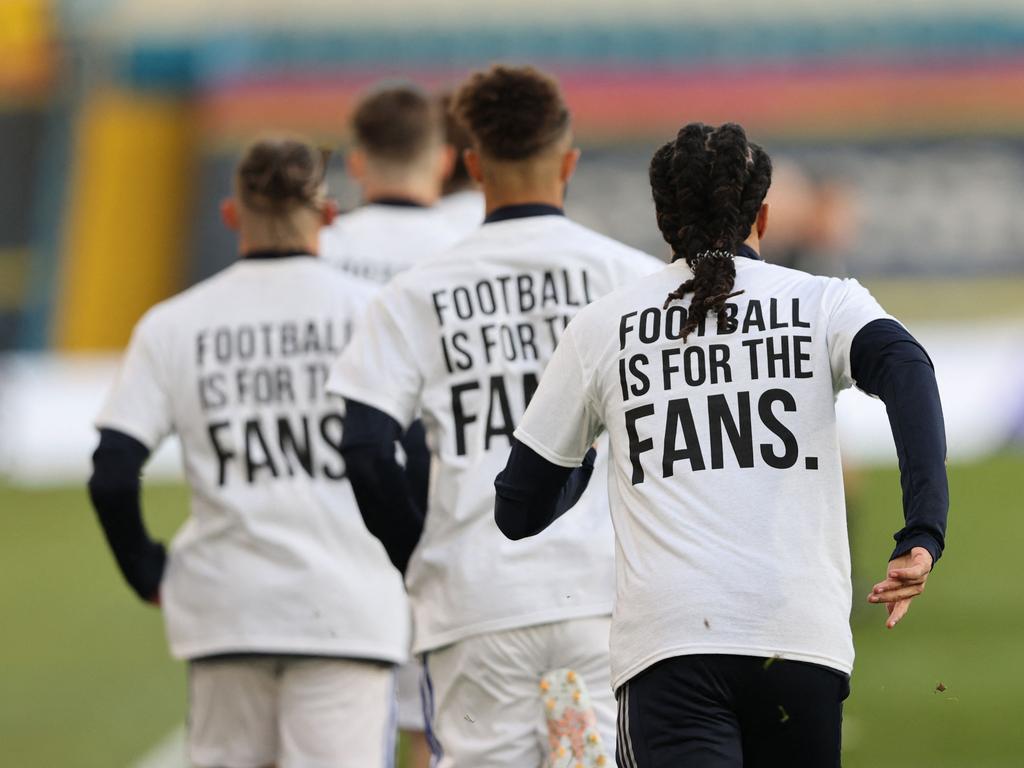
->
<box><xmin>100</xmin><ymin>255</ymin><xmax>409</xmax><ymax>661</ymax></box>
<box><xmin>541</xmin><ymin>253</ymin><xmax>890</xmax><ymax>686</ymax></box>
<box><xmin>319</xmin><ymin>202</ymin><xmax>463</xmax><ymax>284</ymax></box>
<box><xmin>333</xmin><ymin>210</ymin><xmax>662</xmax><ymax>651</ymax></box>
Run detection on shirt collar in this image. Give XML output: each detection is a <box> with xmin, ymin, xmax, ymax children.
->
<box><xmin>737</xmin><ymin>243</ymin><xmax>762</xmax><ymax>261</ymax></box>
<box><xmin>241</xmin><ymin>249</ymin><xmax>313</xmax><ymax>261</ymax></box>
<box><xmin>368</xmin><ymin>196</ymin><xmax>427</xmax><ymax>209</ymax></box>
<box><xmin>483</xmin><ymin>203</ymin><xmax>565</xmax><ymax>224</ymax></box>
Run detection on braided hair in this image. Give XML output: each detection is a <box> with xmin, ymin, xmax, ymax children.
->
<box><xmin>650</xmin><ymin>123</ymin><xmax>772</xmax><ymax>340</ymax></box>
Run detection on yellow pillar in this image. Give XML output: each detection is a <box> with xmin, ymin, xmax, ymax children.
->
<box><xmin>56</xmin><ymin>89</ymin><xmax>194</xmax><ymax>350</ymax></box>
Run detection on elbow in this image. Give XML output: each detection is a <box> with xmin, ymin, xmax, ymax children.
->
<box><xmin>87</xmin><ymin>462</ymin><xmax>137</xmax><ymax>507</ymax></box>
<box><xmin>340</xmin><ymin>446</ymin><xmax>386</xmax><ymax>491</ymax></box>
<box><xmin>494</xmin><ymin>500</ymin><xmax>532</xmax><ymax>541</ymax></box>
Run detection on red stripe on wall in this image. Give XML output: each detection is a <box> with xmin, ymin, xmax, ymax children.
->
<box><xmin>196</xmin><ymin>58</ymin><xmax>1024</xmax><ymax>145</ymax></box>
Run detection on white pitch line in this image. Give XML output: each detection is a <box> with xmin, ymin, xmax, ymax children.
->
<box><xmin>132</xmin><ymin>724</ymin><xmax>188</xmax><ymax>768</ymax></box>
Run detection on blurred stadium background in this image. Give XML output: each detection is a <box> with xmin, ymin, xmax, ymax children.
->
<box><xmin>1</xmin><ymin>0</ymin><xmax>1023</xmax><ymax>765</ymax></box>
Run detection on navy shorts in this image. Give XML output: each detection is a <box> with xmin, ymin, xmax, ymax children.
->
<box><xmin>616</xmin><ymin>654</ymin><xmax>850</xmax><ymax>767</ymax></box>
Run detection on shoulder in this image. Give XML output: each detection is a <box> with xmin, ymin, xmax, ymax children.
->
<box><xmin>736</xmin><ymin>258</ymin><xmax>840</xmax><ymax>294</ymax></box>
<box><xmin>319</xmin><ymin>206</ymin><xmax>389</xmax><ymax>245</ymax></box>
<box><xmin>565</xmin><ymin>272</ymin><xmax>656</xmax><ymax>357</ymax></box>
<box><xmin>559</xmin><ymin>218</ymin><xmax>664</xmax><ymax>274</ymax></box>
<box><xmin>132</xmin><ymin>269</ymin><xmax>230</xmax><ymax>336</ymax></box>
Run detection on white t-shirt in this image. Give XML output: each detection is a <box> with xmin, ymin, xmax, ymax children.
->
<box><xmin>515</xmin><ymin>256</ymin><xmax>891</xmax><ymax>688</ymax></box>
<box><xmin>327</xmin><ymin>213</ymin><xmax>664</xmax><ymax>653</ymax></box>
<box><xmin>437</xmin><ymin>189</ymin><xmax>485</xmax><ymax>236</ymax></box>
<box><xmin>320</xmin><ymin>202</ymin><xmax>464</xmax><ymax>284</ymax></box>
<box><xmin>96</xmin><ymin>256</ymin><xmax>410</xmax><ymax>663</ymax></box>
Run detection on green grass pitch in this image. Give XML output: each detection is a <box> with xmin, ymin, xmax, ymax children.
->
<box><xmin>2</xmin><ymin>454</ymin><xmax>1022</xmax><ymax>766</ymax></box>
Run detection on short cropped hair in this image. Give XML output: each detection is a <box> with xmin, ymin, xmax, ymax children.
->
<box><xmin>350</xmin><ymin>84</ymin><xmax>441</xmax><ymax>164</ymax></box>
<box><xmin>453</xmin><ymin>65</ymin><xmax>571</xmax><ymax>161</ymax></box>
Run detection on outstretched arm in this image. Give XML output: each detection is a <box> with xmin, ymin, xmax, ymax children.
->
<box><xmin>340</xmin><ymin>399</ymin><xmax>426</xmax><ymax>574</ymax></box>
<box><xmin>850</xmin><ymin>318</ymin><xmax>949</xmax><ymax>627</ymax></box>
<box><xmin>87</xmin><ymin>428</ymin><xmax>164</xmax><ymax>604</ymax></box>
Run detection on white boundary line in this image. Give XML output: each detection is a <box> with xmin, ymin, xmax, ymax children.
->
<box><xmin>132</xmin><ymin>724</ymin><xmax>187</xmax><ymax>768</ymax></box>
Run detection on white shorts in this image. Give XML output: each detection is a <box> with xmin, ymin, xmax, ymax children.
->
<box><xmin>395</xmin><ymin>659</ymin><xmax>426</xmax><ymax>731</ymax></box>
<box><xmin>188</xmin><ymin>655</ymin><xmax>396</xmax><ymax>768</ymax></box>
<box><xmin>423</xmin><ymin>616</ymin><xmax>614</xmax><ymax>768</ymax></box>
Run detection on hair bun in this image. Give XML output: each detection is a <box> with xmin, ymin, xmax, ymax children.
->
<box><xmin>236</xmin><ymin>138</ymin><xmax>327</xmax><ymax>212</ymax></box>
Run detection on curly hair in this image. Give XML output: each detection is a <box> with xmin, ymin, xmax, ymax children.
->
<box><xmin>650</xmin><ymin>122</ymin><xmax>772</xmax><ymax>340</ymax></box>
<box><xmin>453</xmin><ymin>65</ymin><xmax>570</xmax><ymax>160</ymax></box>
<box><xmin>236</xmin><ymin>137</ymin><xmax>329</xmax><ymax>214</ymax></box>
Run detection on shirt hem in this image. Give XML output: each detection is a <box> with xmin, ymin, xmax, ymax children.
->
<box><xmin>169</xmin><ymin>637</ymin><xmax>409</xmax><ymax>665</ymax></box>
<box><xmin>413</xmin><ymin>602</ymin><xmax>613</xmax><ymax>654</ymax></box>
<box><xmin>512</xmin><ymin>427</ymin><xmax>586</xmax><ymax>469</ymax></box>
<box><xmin>611</xmin><ymin>644</ymin><xmax>854</xmax><ymax>690</ymax></box>
<box><xmin>325</xmin><ymin>381</ymin><xmax>412</xmax><ymax>430</ymax></box>
<box><xmin>94</xmin><ymin>417</ymin><xmax>159</xmax><ymax>453</ymax></box>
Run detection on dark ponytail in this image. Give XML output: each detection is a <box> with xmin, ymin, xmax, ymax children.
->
<box><xmin>236</xmin><ymin>138</ymin><xmax>330</xmax><ymax>213</ymax></box>
<box><xmin>650</xmin><ymin>122</ymin><xmax>772</xmax><ymax>340</ymax></box>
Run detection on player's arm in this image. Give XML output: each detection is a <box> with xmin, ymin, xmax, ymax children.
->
<box><xmin>88</xmin><ymin>428</ymin><xmax>164</xmax><ymax>604</ymax></box>
<box><xmin>401</xmin><ymin>419</ymin><xmax>431</xmax><ymax>513</ymax></box>
<box><xmin>494</xmin><ymin>441</ymin><xmax>597</xmax><ymax>540</ymax></box>
<box><xmin>327</xmin><ymin>287</ymin><xmax>429</xmax><ymax>573</ymax></box>
<box><xmin>849</xmin><ymin>318</ymin><xmax>949</xmax><ymax>626</ymax></box>
<box><xmin>89</xmin><ymin>310</ymin><xmax>174</xmax><ymax>605</ymax></box>
<box><xmin>495</xmin><ymin>324</ymin><xmax>603</xmax><ymax>540</ymax></box>
<box><xmin>340</xmin><ymin>400</ymin><xmax>426</xmax><ymax>574</ymax></box>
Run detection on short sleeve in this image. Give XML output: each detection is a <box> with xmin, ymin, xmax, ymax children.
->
<box><xmin>514</xmin><ymin>324</ymin><xmax>603</xmax><ymax>467</ymax></box>
<box><xmin>826</xmin><ymin>278</ymin><xmax>892</xmax><ymax>392</ymax></box>
<box><xmin>326</xmin><ymin>290</ymin><xmax>424</xmax><ymax>429</ymax></box>
<box><xmin>95</xmin><ymin>312</ymin><xmax>175</xmax><ymax>450</ymax></box>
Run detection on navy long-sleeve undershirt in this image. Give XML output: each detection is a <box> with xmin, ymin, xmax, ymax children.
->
<box><xmin>342</xmin><ymin>399</ymin><xmax>595</xmax><ymax>563</ymax></box>
<box><xmin>88</xmin><ymin>428</ymin><xmax>165</xmax><ymax>601</ymax></box>
<box><xmin>849</xmin><ymin>319</ymin><xmax>948</xmax><ymax>564</ymax></box>
<box><xmin>493</xmin><ymin>318</ymin><xmax>948</xmax><ymax>567</ymax></box>
<box><xmin>340</xmin><ymin>400</ymin><xmax>429</xmax><ymax>574</ymax></box>
<box><xmin>494</xmin><ymin>442</ymin><xmax>598</xmax><ymax>540</ymax></box>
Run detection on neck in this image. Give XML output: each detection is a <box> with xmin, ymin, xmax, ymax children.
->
<box><xmin>361</xmin><ymin>178</ymin><xmax>439</xmax><ymax>207</ymax></box>
<box><xmin>742</xmin><ymin>232</ymin><xmax>761</xmax><ymax>256</ymax></box>
<box><xmin>239</xmin><ymin>236</ymin><xmax>318</xmax><ymax>256</ymax></box>
<box><xmin>481</xmin><ymin>182</ymin><xmax>564</xmax><ymax>216</ymax></box>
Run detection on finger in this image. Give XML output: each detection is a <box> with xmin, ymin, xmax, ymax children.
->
<box><xmin>871</xmin><ymin>575</ymin><xmax>926</xmax><ymax>593</ymax></box>
<box><xmin>868</xmin><ymin>584</ymin><xmax>925</xmax><ymax>604</ymax></box>
<box><xmin>888</xmin><ymin>560</ymin><xmax>931</xmax><ymax>581</ymax></box>
<box><xmin>886</xmin><ymin>599</ymin><xmax>911</xmax><ymax>629</ymax></box>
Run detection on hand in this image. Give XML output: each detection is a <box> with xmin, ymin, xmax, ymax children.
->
<box><xmin>867</xmin><ymin>546</ymin><xmax>933</xmax><ymax>629</ymax></box>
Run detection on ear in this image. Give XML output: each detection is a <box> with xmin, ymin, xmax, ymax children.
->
<box><xmin>321</xmin><ymin>199</ymin><xmax>339</xmax><ymax>227</ymax></box>
<box><xmin>560</xmin><ymin>148</ymin><xmax>581</xmax><ymax>184</ymax></box>
<box><xmin>346</xmin><ymin>150</ymin><xmax>366</xmax><ymax>182</ymax></box>
<box><xmin>220</xmin><ymin>198</ymin><xmax>240</xmax><ymax>231</ymax></box>
<box><xmin>464</xmin><ymin>148</ymin><xmax>484</xmax><ymax>184</ymax></box>
<box><xmin>756</xmin><ymin>202</ymin><xmax>770</xmax><ymax>240</ymax></box>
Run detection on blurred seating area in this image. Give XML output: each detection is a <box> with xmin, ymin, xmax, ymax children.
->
<box><xmin>2</xmin><ymin>0</ymin><xmax>1024</xmax><ymax>484</ymax></box>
